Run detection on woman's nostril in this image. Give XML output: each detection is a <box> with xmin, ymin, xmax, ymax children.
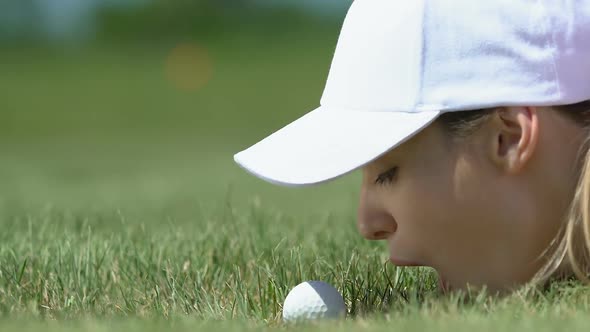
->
<box><xmin>357</xmin><ymin>201</ymin><xmax>397</xmax><ymax>240</ymax></box>
<box><xmin>373</xmin><ymin>231</ymin><xmax>390</xmax><ymax>240</ymax></box>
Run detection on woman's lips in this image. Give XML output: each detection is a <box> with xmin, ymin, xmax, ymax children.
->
<box><xmin>389</xmin><ymin>257</ymin><xmax>425</xmax><ymax>267</ymax></box>
<box><xmin>388</xmin><ymin>258</ymin><xmax>451</xmax><ymax>292</ymax></box>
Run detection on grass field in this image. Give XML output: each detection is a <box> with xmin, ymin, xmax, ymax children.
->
<box><xmin>1</xmin><ymin>26</ymin><xmax>590</xmax><ymax>331</ymax></box>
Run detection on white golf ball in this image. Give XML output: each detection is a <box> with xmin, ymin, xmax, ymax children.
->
<box><xmin>282</xmin><ymin>280</ymin><xmax>346</xmax><ymax>322</ymax></box>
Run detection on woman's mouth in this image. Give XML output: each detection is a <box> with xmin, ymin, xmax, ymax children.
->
<box><xmin>389</xmin><ymin>257</ymin><xmax>425</xmax><ymax>267</ymax></box>
<box><xmin>388</xmin><ymin>258</ymin><xmax>451</xmax><ymax>292</ymax></box>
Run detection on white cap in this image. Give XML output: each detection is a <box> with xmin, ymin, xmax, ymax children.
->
<box><xmin>234</xmin><ymin>0</ymin><xmax>590</xmax><ymax>187</ymax></box>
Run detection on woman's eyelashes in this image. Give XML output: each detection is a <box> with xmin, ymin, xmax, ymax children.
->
<box><xmin>375</xmin><ymin>166</ymin><xmax>398</xmax><ymax>186</ymax></box>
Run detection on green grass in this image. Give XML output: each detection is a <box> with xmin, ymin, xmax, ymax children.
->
<box><xmin>1</xmin><ymin>25</ymin><xmax>590</xmax><ymax>331</ymax></box>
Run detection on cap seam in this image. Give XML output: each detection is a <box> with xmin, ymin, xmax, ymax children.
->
<box><xmin>416</xmin><ymin>0</ymin><xmax>427</xmax><ymax>110</ymax></box>
<box><xmin>540</xmin><ymin>0</ymin><xmax>563</xmax><ymax>100</ymax></box>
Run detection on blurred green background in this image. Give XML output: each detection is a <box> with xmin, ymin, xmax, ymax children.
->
<box><xmin>5</xmin><ymin>4</ymin><xmax>590</xmax><ymax>329</ymax></box>
<box><xmin>0</xmin><ymin>0</ymin><xmax>361</xmax><ymax>218</ymax></box>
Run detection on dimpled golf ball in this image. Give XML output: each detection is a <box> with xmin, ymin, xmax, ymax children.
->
<box><xmin>282</xmin><ymin>280</ymin><xmax>346</xmax><ymax>322</ymax></box>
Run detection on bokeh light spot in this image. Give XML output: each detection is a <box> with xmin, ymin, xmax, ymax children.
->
<box><xmin>165</xmin><ymin>42</ymin><xmax>214</xmax><ymax>92</ymax></box>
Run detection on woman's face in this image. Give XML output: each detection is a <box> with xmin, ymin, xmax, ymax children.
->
<box><xmin>357</xmin><ymin>107</ymin><xmax>583</xmax><ymax>293</ymax></box>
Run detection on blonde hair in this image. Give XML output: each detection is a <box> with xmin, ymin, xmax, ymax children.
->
<box><xmin>436</xmin><ymin>101</ymin><xmax>590</xmax><ymax>286</ymax></box>
<box><xmin>533</xmin><ymin>102</ymin><xmax>590</xmax><ymax>285</ymax></box>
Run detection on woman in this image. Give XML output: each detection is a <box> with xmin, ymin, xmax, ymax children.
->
<box><xmin>234</xmin><ymin>0</ymin><xmax>590</xmax><ymax>293</ymax></box>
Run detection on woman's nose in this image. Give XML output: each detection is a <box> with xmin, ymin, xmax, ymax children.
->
<box><xmin>357</xmin><ymin>200</ymin><xmax>397</xmax><ymax>240</ymax></box>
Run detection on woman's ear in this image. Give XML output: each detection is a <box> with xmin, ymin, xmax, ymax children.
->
<box><xmin>489</xmin><ymin>106</ymin><xmax>539</xmax><ymax>174</ymax></box>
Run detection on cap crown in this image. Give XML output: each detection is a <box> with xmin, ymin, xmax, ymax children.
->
<box><xmin>320</xmin><ymin>0</ymin><xmax>590</xmax><ymax>113</ymax></box>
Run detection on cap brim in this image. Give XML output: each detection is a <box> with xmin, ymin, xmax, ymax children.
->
<box><xmin>234</xmin><ymin>106</ymin><xmax>441</xmax><ymax>187</ymax></box>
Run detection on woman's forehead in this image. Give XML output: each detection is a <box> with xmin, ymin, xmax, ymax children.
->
<box><xmin>368</xmin><ymin>124</ymin><xmax>444</xmax><ymax>168</ymax></box>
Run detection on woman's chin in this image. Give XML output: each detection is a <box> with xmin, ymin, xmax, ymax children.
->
<box><xmin>437</xmin><ymin>276</ymin><xmax>508</xmax><ymax>296</ymax></box>
<box><xmin>437</xmin><ymin>275</ymin><xmax>452</xmax><ymax>294</ymax></box>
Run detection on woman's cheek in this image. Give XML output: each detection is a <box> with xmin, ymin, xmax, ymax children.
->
<box><xmin>395</xmin><ymin>181</ymin><xmax>454</xmax><ymax>253</ymax></box>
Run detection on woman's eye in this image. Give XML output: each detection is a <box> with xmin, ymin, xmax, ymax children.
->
<box><xmin>375</xmin><ymin>166</ymin><xmax>398</xmax><ymax>186</ymax></box>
